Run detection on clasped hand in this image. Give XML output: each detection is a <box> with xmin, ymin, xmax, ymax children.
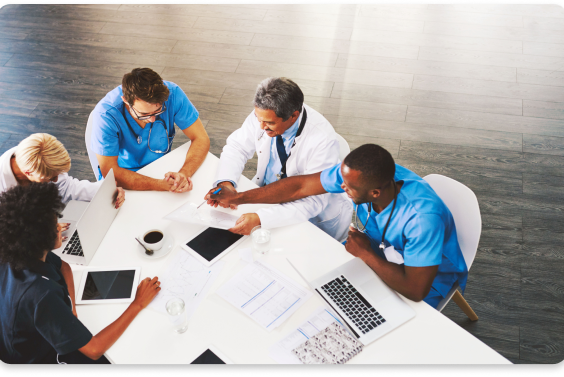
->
<box><xmin>345</xmin><ymin>225</ymin><xmax>373</xmax><ymax>259</ymax></box>
<box><xmin>164</xmin><ymin>171</ymin><xmax>193</xmax><ymax>193</ymax></box>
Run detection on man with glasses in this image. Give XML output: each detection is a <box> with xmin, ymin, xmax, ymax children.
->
<box><xmin>90</xmin><ymin>68</ymin><xmax>210</xmax><ymax>192</ymax></box>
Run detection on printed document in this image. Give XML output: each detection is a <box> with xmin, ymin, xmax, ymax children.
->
<box><xmin>217</xmin><ymin>260</ymin><xmax>312</xmax><ymax>331</ymax></box>
<box><xmin>149</xmin><ymin>249</ymin><xmax>224</xmax><ymax>316</ymax></box>
<box><xmin>269</xmin><ymin>307</ymin><xmax>344</xmax><ymax>364</ymax></box>
<box><xmin>164</xmin><ymin>201</ymin><xmax>238</xmax><ymax>230</ymax></box>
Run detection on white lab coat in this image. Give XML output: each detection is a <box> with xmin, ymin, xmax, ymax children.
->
<box><xmin>216</xmin><ymin>104</ymin><xmax>353</xmax><ymax>242</ymax></box>
<box><xmin>0</xmin><ymin>147</ymin><xmax>101</xmax><ymax>204</ymax></box>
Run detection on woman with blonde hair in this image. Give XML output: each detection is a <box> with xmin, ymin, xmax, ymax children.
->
<box><xmin>0</xmin><ymin>133</ymin><xmax>125</xmax><ymax>206</ymax></box>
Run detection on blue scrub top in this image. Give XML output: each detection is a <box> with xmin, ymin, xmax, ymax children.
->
<box><xmin>320</xmin><ymin>163</ymin><xmax>468</xmax><ymax>302</ymax></box>
<box><xmin>0</xmin><ymin>252</ymin><xmax>92</xmax><ymax>364</ymax></box>
<box><xmin>91</xmin><ymin>81</ymin><xmax>199</xmax><ymax>180</ymax></box>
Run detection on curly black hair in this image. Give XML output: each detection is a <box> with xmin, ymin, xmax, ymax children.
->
<box><xmin>0</xmin><ymin>183</ymin><xmax>64</xmax><ymax>270</ymax></box>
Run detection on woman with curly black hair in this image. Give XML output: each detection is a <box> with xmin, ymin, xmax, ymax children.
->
<box><xmin>0</xmin><ymin>183</ymin><xmax>160</xmax><ymax>364</ymax></box>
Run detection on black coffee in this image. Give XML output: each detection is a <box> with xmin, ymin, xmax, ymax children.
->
<box><xmin>144</xmin><ymin>231</ymin><xmax>163</xmax><ymax>244</ymax></box>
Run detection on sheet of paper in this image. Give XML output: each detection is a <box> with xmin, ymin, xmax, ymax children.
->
<box><xmin>148</xmin><ymin>249</ymin><xmax>225</xmax><ymax>316</ymax></box>
<box><xmin>268</xmin><ymin>307</ymin><xmax>343</xmax><ymax>364</ymax></box>
<box><xmin>238</xmin><ymin>248</ymin><xmax>254</xmax><ymax>264</ymax></box>
<box><xmin>164</xmin><ymin>201</ymin><xmax>238</xmax><ymax>230</ymax></box>
<box><xmin>216</xmin><ymin>260</ymin><xmax>312</xmax><ymax>332</ymax></box>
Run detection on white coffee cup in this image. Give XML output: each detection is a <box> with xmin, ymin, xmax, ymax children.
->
<box><xmin>140</xmin><ymin>228</ymin><xmax>165</xmax><ymax>251</ymax></box>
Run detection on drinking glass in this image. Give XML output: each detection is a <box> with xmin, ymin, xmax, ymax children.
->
<box><xmin>251</xmin><ymin>225</ymin><xmax>271</xmax><ymax>254</ymax></box>
<box><xmin>166</xmin><ymin>297</ymin><xmax>188</xmax><ymax>334</ymax></box>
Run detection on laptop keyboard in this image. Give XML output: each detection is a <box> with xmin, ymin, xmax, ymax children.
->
<box><xmin>321</xmin><ymin>275</ymin><xmax>386</xmax><ymax>335</ymax></box>
<box><xmin>63</xmin><ymin>231</ymin><xmax>84</xmax><ymax>257</ymax></box>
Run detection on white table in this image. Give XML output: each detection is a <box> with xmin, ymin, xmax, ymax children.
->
<box><xmin>72</xmin><ymin>142</ymin><xmax>510</xmax><ymax>364</ymax></box>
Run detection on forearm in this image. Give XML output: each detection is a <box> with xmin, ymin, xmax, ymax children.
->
<box><xmin>234</xmin><ymin>172</ymin><xmax>325</xmax><ymax>206</ymax></box>
<box><xmin>60</xmin><ymin>261</ymin><xmax>76</xmax><ymax>311</ymax></box>
<box><xmin>80</xmin><ymin>303</ymin><xmax>142</xmax><ymax>360</ymax></box>
<box><xmin>361</xmin><ymin>253</ymin><xmax>427</xmax><ymax>302</ymax></box>
<box><xmin>179</xmin><ymin>136</ymin><xmax>210</xmax><ymax>177</ymax></box>
<box><xmin>113</xmin><ymin>165</ymin><xmax>168</xmax><ymax>191</ymax></box>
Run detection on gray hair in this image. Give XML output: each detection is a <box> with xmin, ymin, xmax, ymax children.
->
<box><xmin>253</xmin><ymin>77</ymin><xmax>304</xmax><ymax>121</ymax></box>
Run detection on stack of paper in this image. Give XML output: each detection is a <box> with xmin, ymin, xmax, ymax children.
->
<box><xmin>216</xmin><ymin>260</ymin><xmax>312</xmax><ymax>331</ymax></box>
<box><xmin>164</xmin><ymin>201</ymin><xmax>238</xmax><ymax>230</ymax></box>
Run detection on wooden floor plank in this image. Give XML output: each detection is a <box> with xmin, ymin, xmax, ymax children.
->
<box><xmin>414</xmin><ymin>75</ymin><xmax>564</xmax><ymax>103</ymax></box>
<box><xmin>523</xmin><ymin>16</ymin><xmax>564</xmax><ymax>31</ymax></box>
<box><xmin>406</xmin><ymin>105</ymin><xmax>564</xmax><ymax>137</ymax></box>
<box><xmin>172</xmin><ymin>40</ymin><xmax>339</xmax><ymax>67</ymax></box>
<box><xmin>1</xmin><ymin>5</ymin><xmax>199</xmax><ymax>29</ymax></box>
<box><xmin>520</xmin><ymin>326</ymin><xmax>564</xmax><ymax>364</ymax></box>
<box><xmin>359</xmin><ymin>4</ymin><xmax>524</xmax><ymax>28</ymax></box>
<box><xmin>424</xmin><ymin>21</ymin><xmax>564</xmax><ymax>44</ymax></box>
<box><xmin>250</xmin><ymin>33</ymin><xmax>420</xmax><ymax>60</ymax></box>
<box><xmin>523</xmin><ymin>100</ymin><xmax>564</xmax><ymax>120</ymax></box>
<box><xmin>0</xmin><ymin>13</ymin><xmax>105</xmax><ymax>34</ymax></box>
<box><xmin>517</xmin><ymin>68</ymin><xmax>564</xmax><ymax>87</ymax></box>
<box><xmin>99</xmin><ymin>22</ymin><xmax>255</xmax><ymax>46</ymax></box>
<box><xmin>428</xmin><ymin>4</ymin><xmax>564</xmax><ymax>18</ymax></box>
<box><xmin>0</xmin><ymin>98</ymin><xmax>37</xmax><ymax>117</ymax></box>
<box><xmin>350</xmin><ymin>28</ymin><xmax>523</xmax><ymax>54</ymax></box>
<box><xmin>162</xmin><ymin>67</ymin><xmax>335</xmax><ymax>97</ymax></box>
<box><xmin>25</xmin><ymin>30</ymin><xmax>178</xmax><ymax>54</ymax></box>
<box><xmin>523</xmin><ymin>134</ymin><xmax>564</xmax><ymax>156</ymax></box>
<box><xmin>236</xmin><ymin>60</ymin><xmax>414</xmax><ymax>88</ymax></box>
<box><xmin>117</xmin><ymin>4</ymin><xmax>268</xmax><ymax>20</ymax></box>
<box><xmin>337</xmin><ymin>53</ymin><xmax>517</xmax><ymax>82</ymax></box>
<box><xmin>0</xmin><ymin>26</ymin><xmax>28</xmax><ymax>40</ymax></box>
<box><xmin>193</xmin><ymin>16</ymin><xmax>353</xmax><ymax>41</ymax></box>
<box><xmin>418</xmin><ymin>46</ymin><xmax>564</xmax><ymax>71</ymax></box>
<box><xmin>331</xmin><ymin>82</ymin><xmax>523</xmax><ymax>115</ymax></box>
<box><xmin>523</xmin><ymin>41</ymin><xmax>564</xmax><ymax>58</ymax></box>
<box><xmin>233</xmin><ymin>4</ymin><xmax>360</xmax><ymax>16</ymax></box>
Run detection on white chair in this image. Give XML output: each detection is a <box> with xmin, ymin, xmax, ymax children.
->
<box><xmin>84</xmin><ymin>110</ymin><xmax>101</xmax><ymax>181</ymax></box>
<box><xmin>335</xmin><ymin>133</ymin><xmax>350</xmax><ymax>161</ymax></box>
<box><xmin>423</xmin><ymin>174</ymin><xmax>481</xmax><ymax>321</ymax></box>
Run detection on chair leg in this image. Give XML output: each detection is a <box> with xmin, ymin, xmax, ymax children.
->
<box><xmin>452</xmin><ymin>290</ymin><xmax>479</xmax><ymax>321</ymax></box>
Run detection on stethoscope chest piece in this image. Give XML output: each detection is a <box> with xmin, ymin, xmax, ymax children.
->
<box><xmin>137</xmin><ymin>136</ymin><xmax>142</xmax><ymax>144</ymax></box>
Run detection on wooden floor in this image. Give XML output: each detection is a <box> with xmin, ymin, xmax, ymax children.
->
<box><xmin>1</xmin><ymin>4</ymin><xmax>563</xmax><ymax>364</ymax></box>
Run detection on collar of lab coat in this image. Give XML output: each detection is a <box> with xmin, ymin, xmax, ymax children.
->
<box><xmin>0</xmin><ymin>147</ymin><xmax>18</xmax><ymax>192</ymax></box>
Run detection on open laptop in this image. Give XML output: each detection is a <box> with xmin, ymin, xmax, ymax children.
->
<box><xmin>288</xmin><ymin>257</ymin><xmax>415</xmax><ymax>346</ymax></box>
<box><xmin>53</xmin><ymin>169</ymin><xmax>120</xmax><ymax>266</ymax></box>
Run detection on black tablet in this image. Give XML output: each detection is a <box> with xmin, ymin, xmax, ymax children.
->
<box><xmin>182</xmin><ymin>227</ymin><xmax>246</xmax><ymax>266</ymax></box>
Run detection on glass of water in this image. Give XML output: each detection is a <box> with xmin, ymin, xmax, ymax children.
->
<box><xmin>166</xmin><ymin>297</ymin><xmax>188</xmax><ymax>334</ymax></box>
<box><xmin>251</xmin><ymin>225</ymin><xmax>271</xmax><ymax>254</ymax></box>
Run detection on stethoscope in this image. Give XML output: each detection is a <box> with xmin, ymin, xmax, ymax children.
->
<box><xmin>352</xmin><ymin>181</ymin><xmax>398</xmax><ymax>251</ymax></box>
<box><xmin>121</xmin><ymin>104</ymin><xmax>172</xmax><ymax>154</ymax></box>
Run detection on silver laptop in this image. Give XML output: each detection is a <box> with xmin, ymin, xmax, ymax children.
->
<box><xmin>288</xmin><ymin>257</ymin><xmax>415</xmax><ymax>346</ymax></box>
<box><xmin>53</xmin><ymin>169</ymin><xmax>120</xmax><ymax>266</ymax></box>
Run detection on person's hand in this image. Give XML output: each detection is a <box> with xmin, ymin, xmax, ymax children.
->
<box><xmin>207</xmin><ymin>182</ymin><xmax>238</xmax><ymax>210</ymax></box>
<box><xmin>345</xmin><ymin>225</ymin><xmax>373</xmax><ymax>260</ymax></box>
<box><xmin>229</xmin><ymin>213</ymin><xmax>260</xmax><ymax>235</ymax></box>
<box><xmin>164</xmin><ymin>172</ymin><xmax>193</xmax><ymax>193</ymax></box>
<box><xmin>132</xmin><ymin>276</ymin><xmax>161</xmax><ymax>310</ymax></box>
<box><xmin>205</xmin><ymin>185</ymin><xmax>239</xmax><ymax>208</ymax></box>
<box><xmin>72</xmin><ymin>306</ymin><xmax>78</xmax><ymax>318</ymax></box>
<box><xmin>113</xmin><ymin>187</ymin><xmax>125</xmax><ymax>209</ymax></box>
<box><xmin>57</xmin><ymin>223</ymin><xmax>69</xmax><ymax>242</ymax></box>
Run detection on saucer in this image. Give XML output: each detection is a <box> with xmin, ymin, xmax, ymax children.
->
<box><xmin>138</xmin><ymin>234</ymin><xmax>175</xmax><ymax>260</ymax></box>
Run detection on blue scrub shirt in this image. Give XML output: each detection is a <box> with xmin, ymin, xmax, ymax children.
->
<box><xmin>320</xmin><ymin>163</ymin><xmax>468</xmax><ymax>307</ymax></box>
<box><xmin>91</xmin><ymin>81</ymin><xmax>199</xmax><ymax>180</ymax></box>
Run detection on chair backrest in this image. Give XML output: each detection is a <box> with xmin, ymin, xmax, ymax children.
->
<box><xmin>85</xmin><ymin>110</ymin><xmax>101</xmax><ymax>181</ymax></box>
<box><xmin>335</xmin><ymin>133</ymin><xmax>350</xmax><ymax>161</ymax></box>
<box><xmin>422</xmin><ymin>174</ymin><xmax>481</xmax><ymax>270</ymax></box>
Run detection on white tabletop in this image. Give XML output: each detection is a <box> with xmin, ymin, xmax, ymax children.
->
<box><xmin>72</xmin><ymin>142</ymin><xmax>510</xmax><ymax>364</ymax></box>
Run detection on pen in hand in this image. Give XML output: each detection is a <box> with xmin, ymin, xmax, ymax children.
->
<box><xmin>197</xmin><ymin>187</ymin><xmax>221</xmax><ymax>209</ymax></box>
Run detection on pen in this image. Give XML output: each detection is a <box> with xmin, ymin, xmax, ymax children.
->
<box><xmin>197</xmin><ymin>188</ymin><xmax>221</xmax><ymax>209</ymax></box>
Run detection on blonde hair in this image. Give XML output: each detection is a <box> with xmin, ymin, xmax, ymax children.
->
<box><xmin>15</xmin><ymin>133</ymin><xmax>71</xmax><ymax>178</ymax></box>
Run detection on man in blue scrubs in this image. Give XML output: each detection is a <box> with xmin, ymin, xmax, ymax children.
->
<box><xmin>207</xmin><ymin>144</ymin><xmax>468</xmax><ymax>308</ymax></box>
<box><xmin>91</xmin><ymin>68</ymin><xmax>210</xmax><ymax>193</ymax></box>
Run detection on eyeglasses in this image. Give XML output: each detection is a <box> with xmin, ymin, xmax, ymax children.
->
<box><xmin>128</xmin><ymin>102</ymin><xmax>167</xmax><ymax>120</ymax></box>
<box><xmin>148</xmin><ymin>119</ymin><xmax>172</xmax><ymax>154</ymax></box>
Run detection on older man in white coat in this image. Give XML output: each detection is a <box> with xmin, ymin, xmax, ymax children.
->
<box><xmin>206</xmin><ymin>77</ymin><xmax>352</xmax><ymax>242</ymax></box>
<box><xmin>0</xmin><ymin>133</ymin><xmax>125</xmax><ymax>206</ymax></box>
